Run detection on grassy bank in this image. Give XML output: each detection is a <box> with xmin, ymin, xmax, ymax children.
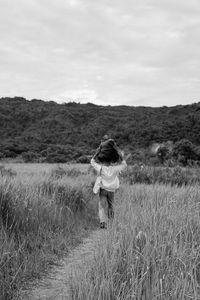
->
<box><xmin>0</xmin><ymin>164</ymin><xmax>97</xmax><ymax>300</ymax></box>
<box><xmin>70</xmin><ymin>183</ymin><xmax>200</xmax><ymax>299</ymax></box>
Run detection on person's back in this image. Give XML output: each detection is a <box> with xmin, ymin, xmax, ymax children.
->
<box><xmin>91</xmin><ymin>136</ymin><xmax>130</xmax><ymax>229</ymax></box>
<box><xmin>90</xmin><ymin>158</ymin><xmax>126</xmax><ymax>192</ymax></box>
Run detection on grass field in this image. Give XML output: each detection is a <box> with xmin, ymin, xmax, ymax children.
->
<box><xmin>70</xmin><ymin>183</ymin><xmax>200</xmax><ymax>299</ymax></box>
<box><xmin>1</xmin><ymin>163</ymin><xmax>200</xmax><ymax>299</ymax></box>
<box><xmin>0</xmin><ymin>163</ymin><xmax>97</xmax><ymax>300</ymax></box>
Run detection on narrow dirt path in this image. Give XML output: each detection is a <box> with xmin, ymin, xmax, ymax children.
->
<box><xmin>20</xmin><ymin>229</ymin><xmax>108</xmax><ymax>300</ymax></box>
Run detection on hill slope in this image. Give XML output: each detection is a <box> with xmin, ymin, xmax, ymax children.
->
<box><xmin>0</xmin><ymin>97</ymin><xmax>200</xmax><ymax>161</ymax></box>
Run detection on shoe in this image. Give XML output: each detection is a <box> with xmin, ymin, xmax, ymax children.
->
<box><xmin>100</xmin><ymin>222</ymin><xmax>107</xmax><ymax>229</ymax></box>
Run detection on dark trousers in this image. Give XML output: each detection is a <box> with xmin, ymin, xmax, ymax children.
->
<box><xmin>99</xmin><ymin>188</ymin><xmax>114</xmax><ymax>223</ymax></box>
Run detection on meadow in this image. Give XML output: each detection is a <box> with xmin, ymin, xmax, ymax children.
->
<box><xmin>0</xmin><ymin>163</ymin><xmax>97</xmax><ymax>300</ymax></box>
<box><xmin>1</xmin><ymin>163</ymin><xmax>200</xmax><ymax>299</ymax></box>
<box><xmin>70</xmin><ymin>183</ymin><xmax>200</xmax><ymax>299</ymax></box>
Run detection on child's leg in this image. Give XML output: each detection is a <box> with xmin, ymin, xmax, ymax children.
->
<box><xmin>107</xmin><ymin>191</ymin><xmax>114</xmax><ymax>219</ymax></box>
<box><xmin>99</xmin><ymin>189</ymin><xmax>108</xmax><ymax>224</ymax></box>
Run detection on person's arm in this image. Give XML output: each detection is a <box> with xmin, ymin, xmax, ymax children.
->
<box><xmin>93</xmin><ymin>144</ymin><xmax>102</xmax><ymax>160</ymax></box>
<box><xmin>90</xmin><ymin>158</ymin><xmax>101</xmax><ymax>173</ymax></box>
<box><xmin>125</xmin><ymin>153</ymin><xmax>131</xmax><ymax>161</ymax></box>
<box><xmin>114</xmin><ymin>160</ymin><xmax>127</xmax><ymax>173</ymax></box>
<box><xmin>114</xmin><ymin>153</ymin><xmax>131</xmax><ymax>173</ymax></box>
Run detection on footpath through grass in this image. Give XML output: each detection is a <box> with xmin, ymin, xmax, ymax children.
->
<box><xmin>2</xmin><ymin>163</ymin><xmax>200</xmax><ymax>299</ymax></box>
<box><xmin>0</xmin><ymin>164</ymin><xmax>97</xmax><ymax>300</ymax></box>
<box><xmin>70</xmin><ymin>183</ymin><xmax>200</xmax><ymax>299</ymax></box>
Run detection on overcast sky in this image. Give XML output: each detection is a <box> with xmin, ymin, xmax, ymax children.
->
<box><xmin>1</xmin><ymin>0</ymin><xmax>200</xmax><ymax>106</ymax></box>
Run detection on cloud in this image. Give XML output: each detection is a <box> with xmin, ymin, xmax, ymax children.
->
<box><xmin>53</xmin><ymin>87</ymin><xmax>99</xmax><ymax>104</ymax></box>
<box><xmin>0</xmin><ymin>0</ymin><xmax>200</xmax><ymax>106</ymax></box>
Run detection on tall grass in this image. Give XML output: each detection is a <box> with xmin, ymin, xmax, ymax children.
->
<box><xmin>70</xmin><ymin>183</ymin><xmax>200</xmax><ymax>299</ymax></box>
<box><xmin>123</xmin><ymin>164</ymin><xmax>200</xmax><ymax>186</ymax></box>
<box><xmin>0</xmin><ymin>164</ymin><xmax>97</xmax><ymax>300</ymax></box>
<box><xmin>2</xmin><ymin>162</ymin><xmax>200</xmax><ymax>299</ymax></box>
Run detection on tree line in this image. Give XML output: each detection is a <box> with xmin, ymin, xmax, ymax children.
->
<box><xmin>0</xmin><ymin>97</ymin><xmax>200</xmax><ymax>165</ymax></box>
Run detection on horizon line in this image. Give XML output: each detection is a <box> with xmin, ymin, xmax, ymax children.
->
<box><xmin>0</xmin><ymin>95</ymin><xmax>200</xmax><ymax>109</ymax></box>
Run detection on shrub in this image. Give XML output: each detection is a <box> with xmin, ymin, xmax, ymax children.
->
<box><xmin>45</xmin><ymin>153</ymin><xmax>67</xmax><ymax>163</ymax></box>
<box><xmin>3</xmin><ymin>149</ymin><xmax>17</xmax><ymax>158</ymax></box>
<box><xmin>76</xmin><ymin>155</ymin><xmax>90</xmax><ymax>164</ymax></box>
<box><xmin>172</xmin><ymin>139</ymin><xmax>197</xmax><ymax>166</ymax></box>
<box><xmin>22</xmin><ymin>151</ymin><xmax>38</xmax><ymax>162</ymax></box>
<box><xmin>157</xmin><ymin>145</ymin><xmax>170</xmax><ymax>164</ymax></box>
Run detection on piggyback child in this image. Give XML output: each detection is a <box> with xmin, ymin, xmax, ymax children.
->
<box><xmin>91</xmin><ymin>137</ymin><xmax>130</xmax><ymax>229</ymax></box>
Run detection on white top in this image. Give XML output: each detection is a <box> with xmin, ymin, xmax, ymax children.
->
<box><xmin>90</xmin><ymin>158</ymin><xmax>127</xmax><ymax>192</ymax></box>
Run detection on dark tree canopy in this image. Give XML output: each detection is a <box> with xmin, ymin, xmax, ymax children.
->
<box><xmin>0</xmin><ymin>97</ymin><xmax>200</xmax><ymax>163</ymax></box>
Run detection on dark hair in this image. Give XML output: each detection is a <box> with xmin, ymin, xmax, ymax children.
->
<box><xmin>96</xmin><ymin>139</ymin><xmax>122</xmax><ymax>164</ymax></box>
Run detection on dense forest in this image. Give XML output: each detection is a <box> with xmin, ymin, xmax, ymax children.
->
<box><xmin>0</xmin><ymin>97</ymin><xmax>200</xmax><ymax>165</ymax></box>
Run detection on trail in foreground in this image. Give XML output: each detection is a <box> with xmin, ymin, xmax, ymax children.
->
<box><xmin>20</xmin><ymin>230</ymin><xmax>107</xmax><ymax>300</ymax></box>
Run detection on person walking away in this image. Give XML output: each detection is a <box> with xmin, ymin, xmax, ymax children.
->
<box><xmin>91</xmin><ymin>146</ymin><xmax>130</xmax><ymax>229</ymax></box>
